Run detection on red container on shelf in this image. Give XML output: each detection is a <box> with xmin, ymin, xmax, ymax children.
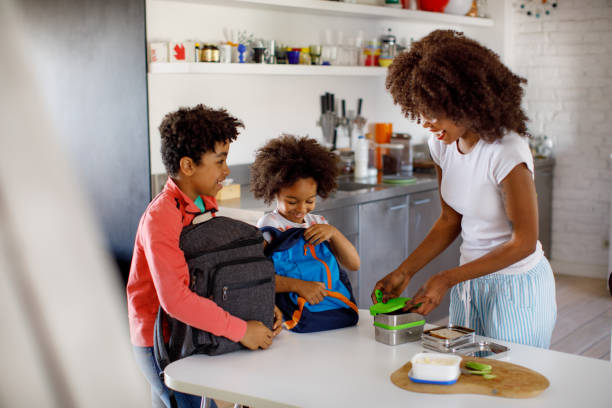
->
<box><xmin>418</xmin><ymin>0</ymin><xmax>450</xmax><ymax>12</ymax></box>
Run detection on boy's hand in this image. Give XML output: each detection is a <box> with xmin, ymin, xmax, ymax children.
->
<box><xmin>304</xmin><ymin>224</ymin><xmax>337</xmax><ymax>245</ymax></box>
<box><xmin>272</xmin><ymin>305</ymin><xmax>283</xmax><ymax>336</ymax></box>
<box><xmin>296</xmin><ymin>280</ymin><xmax>327</xmax><ymax>305</ymax></box>
<box><xmin>240</xmin><ymin>321</ymin><xmax>273</xmax><ymax>350</ymax></box>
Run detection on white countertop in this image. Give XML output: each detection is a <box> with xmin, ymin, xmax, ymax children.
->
<box><xmin>164</xmin><ymin>310</ymin><xmax>612</xmax><ymax>408</ymax></box>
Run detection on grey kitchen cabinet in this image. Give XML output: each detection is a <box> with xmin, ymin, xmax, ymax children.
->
<box><xmin>402</xmin><ymin>189</ymin><xmax>461</xmax><ymax>322</ymax></box>
<box><xmin>315</xmin><ymin>205</ymin><xmax>360</xmax><ymax>299</ymax></box>
<box><xmin>535</xmin><ymin>161</ymin><xmax>554</xmax><ymax>257</ymax></box>
<box><xmin>357</xmin><ymin>196</ymin><xmax>409</xmax><ymax>308</ymax></box>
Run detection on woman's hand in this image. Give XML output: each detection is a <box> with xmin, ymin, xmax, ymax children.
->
<box><xmin>371</xmin><ymin>268</ymin><xmax>409</xmax><ymax>304</ymax></box>
<box><xmin>272</xmin><ymin>305</ymin><xmax>283</xmax><ymax>336</ymax></box>
<box><xmin>407</xmin><ymin>272</ymin><xmax>452</xmax><ymax>315</ymax></box>
<box><xmin>304</xmin><ymin>224</ymin><xmax>337</xmax><ymax>245</ymax></box>
<box><xmin>296</xmin><ymin>280</ymin><xmax>328</xmax><ymax>304</ymax></box>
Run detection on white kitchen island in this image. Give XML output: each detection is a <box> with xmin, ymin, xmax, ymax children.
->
<box><xmin>164</xmin><ymin>310</ymin><xmax>612</xmax><ymax>408</ymax></box>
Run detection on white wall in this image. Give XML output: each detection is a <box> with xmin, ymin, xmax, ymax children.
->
<box><xmin>506</xmin><ymin>0</ymin><xmax>612</xmax><ymax>278</ymax></box>
<box><xmin>146</xmin><ymin>0</ymin><xmax>506</xmax><ymax>172</ymax></box>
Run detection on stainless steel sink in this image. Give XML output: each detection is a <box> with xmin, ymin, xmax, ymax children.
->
<box><xmin>336</xmin><ymin>181</ymin><xmax>378</xmax><ymax>191</ymax></box>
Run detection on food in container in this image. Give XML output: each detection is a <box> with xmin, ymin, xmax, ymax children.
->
<box><xmin>422</xmin><ymin>325</ymin><xmax>475</xmax><ymax>350</ymax></box>
<box><xmin>409</xmin><ymin>352</ymin><xmax>461</xmax><ymax>384</ymax></box>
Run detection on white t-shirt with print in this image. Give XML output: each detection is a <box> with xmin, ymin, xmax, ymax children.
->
<box><xmin>428</xmin><ymin>132</ymin><xmax>543</xmax><ymax>275</ymax></box>
<box><xmin>256</xmin><ymin>209</ymin><xmax>327</xmax><ymax>243</ymax></box>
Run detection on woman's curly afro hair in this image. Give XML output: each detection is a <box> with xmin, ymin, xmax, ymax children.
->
<box><xmin>159</xmin><ymin>104</ymin><xmax>243</xmax><ymax>176</ymax></box>
<box><xmin>250</xmin><ymin>135</ymin><xmax>339</xmax><ymax>204</ymax></box>
<box><xmin>386</xmin><ymin>30</ymin><xmax>529</xmax><ymax>142</ymax></box>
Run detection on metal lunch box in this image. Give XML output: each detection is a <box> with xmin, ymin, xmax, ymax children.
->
<box><xmin>373</xmin><ymin>310</ymin><xmax>426</xmax><ymax>346</ymax></box>
<box><xmin>370</xmin><ymin>291</ymin><xmax>426</xmax><ymax>346</ymax></box>
<box><xmin>421</xmin><ymin>325</ymin><xmax>475</xmax><ymax>350</ymax></box>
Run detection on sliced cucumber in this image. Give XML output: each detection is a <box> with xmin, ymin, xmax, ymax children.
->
<box><xmin>483</xmin><ymin>374</ymin><xmax>497</xmax><ymax>380</ymax></box>
<box><xmin>466</xmin><ymin>369</ymin><xmax>492</xmax><ymax>375</ymax></box>
<box><xmin>465</xmin><ymin>361</ymin><xmax>492</xmax><ymax>371</ymax></box>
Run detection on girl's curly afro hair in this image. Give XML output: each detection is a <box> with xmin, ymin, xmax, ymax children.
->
<box><xmin>159</xmin><ymin>104</ymin><xmax>243</xmax><ymax>176</ymax></box>
<box><xmin>386</xmin><ymin>30</ymin><xmax>529</xmax><ymax>142</ymax></box>
<box><xmin>250</xmin><ymin>135</ymin><xmax>339</xmax><ymax>204</ymax></box>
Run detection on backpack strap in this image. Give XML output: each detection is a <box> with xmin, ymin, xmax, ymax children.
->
<box><xmin>153</xmin><ymin>307</ymin><xmax>179</xmax><ymax>408</ymax></box>
<box><xmin>153</xmin><ymin>306</ymin><xmax>170</xmax><ymax>371</ymax></box>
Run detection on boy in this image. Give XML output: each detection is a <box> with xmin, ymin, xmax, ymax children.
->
<box><xmin>127</xmin><ymin>104</ymin><xmax>282</xmax><ymax>408</ymax></box>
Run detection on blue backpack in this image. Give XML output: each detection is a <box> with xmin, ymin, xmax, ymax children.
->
<box><xmin>262</xmin><ymin>226</ymin><xmax>359</xmax><ymax>333</ymax></box>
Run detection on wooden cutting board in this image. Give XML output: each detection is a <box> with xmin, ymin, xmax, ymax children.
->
<box><xmin>391</xmin><ymin>356</ymin><xmax>549</xmax><ymax>398</ymax></box>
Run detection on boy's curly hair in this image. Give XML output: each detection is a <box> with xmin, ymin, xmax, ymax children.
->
<box><xmin>386</xmin><ymin>30</ymin><xmax>529</xmax><ymax>142</ymax></box>
<box><xmin>159</xmin><ymin>104</ymin><xmax>243</xmax><ymax>176</ymax></box>
<box><xmin>250</xmin><ymin>135</ymin><xmax>339</xmax><ymax>204</ymax></box>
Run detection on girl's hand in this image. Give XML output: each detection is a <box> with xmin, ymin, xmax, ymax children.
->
<box><xmin>407</xmin><ymin>273</ymin><xmax>452</xmax><ymax>315</ymax></box>
<box><xmin>304</xmin><ymin>224</ymin><xmax>337</xmax><ymax>245</ymax></box>
<box><xmin>272</xmin><ymin>305</ymin><xmax>283</xmax><ymax>336</ymax></box>
<box><xmin>296</xmin><ymin>280</ymin><xmax>327</xmax><ymax>305</ymax></box>
<box><xmin>371</xmin><ymin>268</ymin><xmax>409</xmax><ymax>304</ymax></box>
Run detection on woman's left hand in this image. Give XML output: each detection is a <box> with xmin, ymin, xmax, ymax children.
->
<box><xmin>272</xmin><ymin>305</ymin><xmax>283</xmax><ymax>336</ymax></box>
<box><xmin>406</xmin><ymin>273</ymin><xmax>452</xmax><ymax>315</ymax></box>
<box><xmin>304</xmin><ymin>224</ymin><xmax>337</xmax><ymax>245</ymax></box>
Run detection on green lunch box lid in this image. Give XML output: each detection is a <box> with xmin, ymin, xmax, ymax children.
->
<box><xmin>369</xmin><ymin>296</ymin><xmax>410</xmax><ymax>316</ymax></box>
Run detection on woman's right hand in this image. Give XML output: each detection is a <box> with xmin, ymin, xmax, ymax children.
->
<box><xmin>371</xmin><ymin>268</ymin><xmax>410</xmax><ymax>304</ymax></box>
<box><xmin>296</xmin><ymin>281</ymin><xmax>328</xmax><ymax>305</ymax></box>
<box><xmin>240</xmin><ymin>320</ymin><xmax>273</xmax><ymax>350</ymax></box>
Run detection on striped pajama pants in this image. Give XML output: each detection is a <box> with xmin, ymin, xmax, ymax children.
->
<box><xmin>449</xmin><ymin>257</ymin><xmax>557</xmax><ymax>349</ymax></box>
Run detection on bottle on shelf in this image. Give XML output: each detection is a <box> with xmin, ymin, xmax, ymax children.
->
<box><xmin>354</xmin><ymin>135</ymin><xmax>369</xmax><ymax>180</ymax></box>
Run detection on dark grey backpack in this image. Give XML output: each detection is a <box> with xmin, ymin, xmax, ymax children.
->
<box><xmin>154</xmin><ymin>216</ymin><xmax>275</xmax><ymax>370</ymax></box>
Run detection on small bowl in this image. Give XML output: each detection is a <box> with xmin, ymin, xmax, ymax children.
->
<box><xmin>410</xmin><ymin>352</ymin><xmax>461</xmax><ymax>383</ymax></box>
<box><xmin>378</xmin><ymin>57</ymin><xmax>393</xmax><ymax>67</ymax></box>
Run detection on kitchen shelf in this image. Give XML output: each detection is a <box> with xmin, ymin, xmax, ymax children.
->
<box><xmin>149</xmin><ymin>62</ymin><xmax>388</xmax><ymax>76</ymax></box>
<box><xmin>161</xmin><ymin>0</ymin><xmax>494</xmax><ymax>27</ymax></box>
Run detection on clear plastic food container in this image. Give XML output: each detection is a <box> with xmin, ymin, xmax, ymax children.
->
<box><xmin>409</xmin><ymin>352</ymin><xmax>462</xmax><ymax>384</ymax></box>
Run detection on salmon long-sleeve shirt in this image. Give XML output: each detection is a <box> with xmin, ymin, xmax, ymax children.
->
<box><xmin>126</xmin><ymin>177</ymin><xmax>247</xmax><ymax>347</ymax></box>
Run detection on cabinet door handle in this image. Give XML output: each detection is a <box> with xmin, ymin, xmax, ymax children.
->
<box><xmin>412</xmin><ymin>198</ymin><xmax>432</xmax><ymax>206</ymax></box>
<box><xmin>388</xmin><ymin>204</ymin><xmax>408</xmax><ymax>211</ymax></box>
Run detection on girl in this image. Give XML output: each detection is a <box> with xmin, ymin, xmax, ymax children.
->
<box><xmin>250</xmin><ymin>135</ymin><xmax>360</xmax><ymax>306</ymax></box>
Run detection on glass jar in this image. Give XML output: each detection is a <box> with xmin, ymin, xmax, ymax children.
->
<box><xmin>390</xmin><ymin>132</ymin><xmax>413</xmax><ymax>176</ymax></box>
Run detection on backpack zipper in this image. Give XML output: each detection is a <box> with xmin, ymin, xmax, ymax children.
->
<box><xmin>304</xmin><ymin>243</ymin><xmax>332</xmax><ymax>289</ymax></box>
<box><xmin>185</xmin><ymin>237</ymin><xmax>263</xmax><ymax>260</ymax></box>
<box><xmin>208</xmin><ymin>256</ymin><xmax>273</xmax><ymax>297</ymax></box>
<box><xmin>222</xmin><ymin>277</ymin><xmax>273</xmax><ymax>301</ymax></box>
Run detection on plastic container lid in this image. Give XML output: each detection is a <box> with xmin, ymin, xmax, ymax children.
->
<box><xmin>370</xmin><ymin>290</ymin><xmax>411</xmax><ymax>316</ymax></box>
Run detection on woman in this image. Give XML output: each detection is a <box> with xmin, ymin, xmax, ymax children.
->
<box><xmin>371</xmin><ymin>30</ymin><xmax>556</xmax><ymax>348</ymax></box>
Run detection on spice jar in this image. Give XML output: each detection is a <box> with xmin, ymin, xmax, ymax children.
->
<box><xmin>201</xmin><ymin>44</ymin><xmax>213</xmax><ymax>62</ymax></box>
<box><xmin>210</xmin><ymin>45</ymin><xmax>220</xmax><ymax>63</ymax></box>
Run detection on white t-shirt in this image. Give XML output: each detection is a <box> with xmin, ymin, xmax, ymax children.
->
<box><xmin>256</xmin><ymin>209</ymin><xmax>328</xmax><ymax>243</ymax></box>
<box><xmin>428</xmin><ymin>132</ymin><xmax>543</xmax><ymax>275</ymax></box>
